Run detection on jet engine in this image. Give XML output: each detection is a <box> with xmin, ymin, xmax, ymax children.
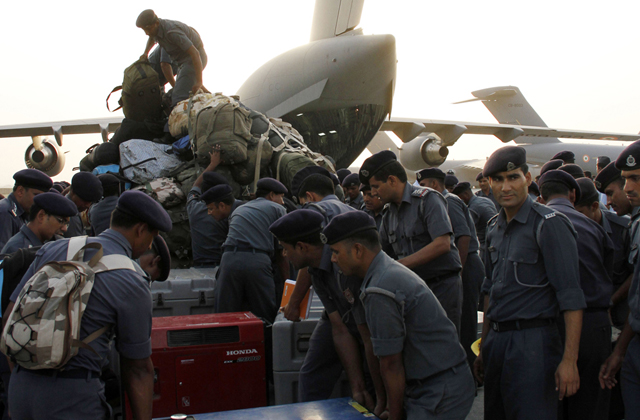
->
<box><xmin>24</xmin><ymin>137</ymin><xmax>65</xmax><ymax>177</ymax></box>
<box><xmin>398</xmin><ymin>134</ymin><xmax>449</xmax><ymax>170</ymax></box>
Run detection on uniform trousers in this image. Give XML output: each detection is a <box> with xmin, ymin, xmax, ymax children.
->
<box><xmin>215</xmin><ymin>250</ymin><xmax>277</xmax><ymax>323</ymax></box>
<box><xmin>9</xmin><ymin>366</ymin><xmax>109</xmax><ymax>420</ymax></box>
<box><xmin>622</xmin><ymin>335</ymin><xmax>640</xmax><ymax>420</ymax></box>
<box><xmin>404</xmin><ymin>362</ymin><xmax>475</xmax><ymax>419</ymax></box>
<box><xmin>172</xmin><ymin>49</ymin><xmax>208</xmax><ymax>106</ymax></box>
<box><xmin>483</xmin><ymin>323</ymin><xmax>563</xmax><ymax>420</ymax></box>
<box><xmin>426</xmin><ymin>273</ymin><xmax>462</xmax><ymax>333</ymax></box>
<box><xmin>460</xmin><ymin>253</ymin><xmax>484</xmax><ymax>368</ymax></box>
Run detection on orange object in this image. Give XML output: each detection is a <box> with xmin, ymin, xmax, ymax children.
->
<box><xmin>280</xmin><ymin>280</ymin><xmax>314</xmax><ymax>319</ymax></box>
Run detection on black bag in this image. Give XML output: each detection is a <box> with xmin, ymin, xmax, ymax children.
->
<box><xmin>0</xmin><ymin>247</ymin><xmax>40</xmax><ymax>314</ymax></box>
<box><xmin>109</xmin><ymin>118</ymin><xmax>167</xmax><ymax>146</ymax></box>
<box><xmin>79</xmin><ymin>142</ymin><xmax>121</xmax><ymax>172</ymax></box>
<box><xmin>106</xmin><ymin>59</ymin><xmax>163</xmax><ymax>122</ymax></box>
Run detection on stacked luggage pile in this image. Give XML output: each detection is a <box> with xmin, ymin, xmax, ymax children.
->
<box><xmin>82</xmin><ymin>60</ymin><xmax>336</xmax><ymax>268</ymax></box>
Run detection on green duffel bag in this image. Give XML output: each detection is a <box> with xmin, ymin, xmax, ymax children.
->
<box><xmin>106</xmin><ymin>59</ymin><xmax>163</xmax><ymax>122</ymax></box>
<box><xmin>190</xmin><ymin>101</ymin><xmax>253</xmax><ymax>166</ymax></box>
<box><xmin>270</xmin><ymin>150</ymin><xmax>318</xmax><ymax>194</ymax></box>
<box><xmin>229</xmin><ymin>135</ymin><xmax>274</xmax><ymax>186</ymax></box>
<box><xmin>213</xmin><ymin>166</ymin><xmax>243</xmax><ymax>199</ymax></box>
<box><xmin>161</xmin><ymin>205</ymin><xmax>192</xmax><ymax>269</ymax></box>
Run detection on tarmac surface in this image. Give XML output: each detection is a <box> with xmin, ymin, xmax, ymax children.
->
<box><xmin>467</xmin><ymin>388</ymin><xmax>484</xmax><ymax>419</ymax></box>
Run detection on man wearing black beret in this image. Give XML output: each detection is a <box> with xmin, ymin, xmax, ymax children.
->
<box><xmin>360</xmin><ymin>183</ymin><xmax>384</xmax><ymax>230</ymax></box>
<box><xmin>89</xmin><ymin>174</ymin><xmax>122</xmax><ymax>237</ymax></box>
<box><xmin>290</xmin><ymin>166</ymin><xmax>332</xmax><ymax>201</ymax></box>
<box><xmin>360</xmin><ymin>151</ymin><xmax>463</xmax><ymax>331</ymax></box>
<box><xmin>559</xmin><ymin>163</ymin><xmax>585</xmax><ymax>179</ymax></box>
<box><xmin>0</xmin><ymin>169</ymin><xmax>53</xmax><ymax>250</ymax></box>
<box><xmin>202</xmin><ymin>185</ymin><xmax>242</xmax><ymax>222</ymax></box>
<box><xmin>1</xmin><ymin>193</ymin><xmax>78</xmax><ymax>254</ymax></box>
<box><xmin>336</xmin><ymin>168</ymin><xmax>351</xmax><ymax>184</ymax></box>
<box><xmin>270</xmin><ymin>210</ymin><xmax>383</xmax><ymax>415</ymax></box>
<box><xmin>594</xmin><ymin>162</ymin><xmax>632</xmax><ymax>217</ymax></box>
<box><xmin>552</xmin><ymin>150</ymin><xmax>576</xmax><ymax>164</ymax></box>
<box><xmin>215</xmin><ymin>177</ymin><xmax>287</xmax><ymax>323</ymax></box>
<box><xmin>418</xmin><ymin>170</ymin><xmax>485</xmax><ymax>372</ymax></box>
<box><xmin>597</xmin><ymin>156</ymin><xmax>611</xmax><ymax>174</ymax></box>
<box><xmin>342</xmin><ymin>173</ymin><xmax>364</xmax><ymax>210</ymax></box>
<box><xmin>474</xmin><ymin>146</ymin><xmax>586</xmax><ymax>420</ymax></box>
<box><xmin>538</xmin><ymin>170</ymin><xmax>615</xmax><ymax>419</ymax></box>
<box><xmin>7</xmin><ymin>190</ymin><xmax>172</xmax><ymax>419</ymax></box>
<box><xmin>137</xmin><ymin>9</ymin><xmax>208</xmax><ymax>107</ymax></box>
<box><xmin>64</xmin><ymin>172</ymin><xmax>103</xmax><ymax>238</ymax></box>
<box><xmin>138</xmin><ymin>235</ymin><xmax>172</xmax><ymax>282</ymax></box>
<box><xmin>452</xmin><ymin>182</ymin><xmax>497</xmax><ymax>261</ymax></box>
<box><xmin>444</xmin><ymin>174</ymin><xmax>458</xmax><ymax>193</ymax></box>
<box><xmin>323</xmin><ymin>211</ymin><xmax>475</xmax><ymax>420</ymax></box>
<box><xmin>475</xmin><ymin>171</ymin><xmax>501</xmax><ymax>211</ymax></box>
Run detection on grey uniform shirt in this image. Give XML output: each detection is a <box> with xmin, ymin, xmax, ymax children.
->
<box><xmin>363</xmin><ymin>208</ymin><xmax>383</xmax><ymax>231</ymax></box>
<box><xmin>628</xmin><ymin>207</ymin><xmax>640</xmax><ymax>266</ymax></box>
<box><xmin>155</xmin><ymin>18</ymin><xmax>204</xmax><ymax>64</ymax></box>
<box><xmin>0</xmin><ymin>193</ymin><xmax>27</xmax><ymax>250</ymax></box>
<box><xmin>482</xmin><ymin>196</ymin><xmax>586</xmax><ymax>322</ymax></box>
<box><xmin>380</xmin><ymin>183</ymin><xmax>462</xmax><ymax>281</ymax></box>
<box><xmin>89</xmin><ymin>196</ymin><xmax>118</xmax><ymax>237</ymax></box>
<box><xmin>443</xmin><ymin>190</ymin><xmax>480</xmax><ymax>254</ymax></box>
<box><xmin>223</xmin><ymin>197</ymin><xmax>286</xmax><ymax>252</ymax></box>
<box><xmin>10</xmin><ymin>229</ymin><xmax>152</xmax><ymax>372</ymax></box>
<box><xmin>600</xmin><ymin>211</ymin><xmax>632</xmax><ymax>289</ymax></box>
<box><xmin>346</xmin><ymin>193</ymin><xmax>364</xmax><ymax>210</ymax></box>
<box><xmin>476</xmin><ymin>188</ymin><xmax>501</xmax><ymax>211</ymax></box>
<box><xmin>1</xmin><ymin>225</ymin><xmax>43</xmax><ymax>254</ymax></box>
<box><xmin>467</xmin><ymin>194</ymin><xmax>497</xmax><ymax>249</ymax></box>
<box><xmin>64</xmin><ymin>214</ymin><xmax>84</xmax><ymax>238</ymax></box>
<box><xmin>360</xmin><ymin>251</ymin><xmax>467</xmax><ymax>380</ymax></box>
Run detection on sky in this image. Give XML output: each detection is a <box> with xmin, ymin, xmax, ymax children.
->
<box><xmin>1</xmin><ymin>0</ymin><xmax>640</xmax><ymax>186</ymax></box>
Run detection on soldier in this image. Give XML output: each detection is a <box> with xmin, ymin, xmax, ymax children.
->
<box><xmin>360</xmin><ymin>151</ymin><xmax>463</xmax><ymax>331</ymax></box>
<box><xmin>201</xmin><ymin>184</ymin><xmax>243</xmax><ymax>222</ymax></box>
<box><xmin>0</xmin><ymin>169</ymin><xmax>52</xmax><ymax>250</ymax></box>
<box><xmin>417</xmin><ymin>168</ymin><xmax>484</xmax><ymax>368</ymax></box>
<box><xmin>474</xmin><ymin>146</ymin><xmax>586</xmax><ymax>420</ymax></box>
<box><xmin>476</xmin><ymin>171</ymin><xmax>501</xmax><ymax>211</ymax></box>
<box><xmin>553</xmin><ymin>150</ymin><xmax>576</xmax><ymax>164</ymax></box>
<box><xmin>452</xmin><ymin>181</ymin><xmax>497</xmax><ymax>261</ymax></box>
<box><xmin>538</xmin><ymin>170</ymin><xmax>614</xmax><ymax>419</ymax></box>
<box><xmin>597</xmin><ymin>156</ymin><xmax>611</xmax><ymax>174</ymax></box>
<box><xmin>138</xmin><ymin>235</ymin><xmax>172</xmax><ymax>282</ymax></box>
<box><xmin>324</xmin><ymin>211</ymin><xmax>475</xmax><ymax>420</ymax></box>
<box><xmin>89</xmin><ymin>174</ymin><xmax>121</xmax><ymax>236</ymax></box>
<box><xmin>361</xmin><ymin>184</ymin><xmax>384</xmax><ymax>230</ymax></box>
<box><xmin>64</xmin><ymin>172</ymin><xmax>103</xmax><ymax>238</ymax></box>
<box><xmin>343</xmin><ymin>173</ymin><xmax>364</xmax><ymax>210</ymax></box>
<box><xmin>444</xmin><ymin>174</ymin><xmax>458</xmax><ymax>193</ymax></box>
<box><xmin>1</xmin><ymin>193</ymin><xmax>77</xmax><ymax>254</ymax></box>
<box><xmin>336</xmin><ymin>168</ymin><xmax>352</xmax><ymax>184</ymax></box>
<box><xmin>215</xmin><ymin>178</ymin><xmax>287</xmax><ymax>323</ymax></box>
<box><xmin>270</xmin><ymin>210</ymin><xmax>384</xmax><ymax>415</ymax></box>
<box><xmin>528</xmin><ymin>181</ymin><xmax>541</xmax><ymax>200</ymax></box>
<box><xmin>6</xmin><ymin>190</ymin><xmax>172</xmax><ymax>420</ymax></box>
<box><xmin>559</xmin><ymin>164</ymin><xmax>585</xmax><ymax>179</ymax></box>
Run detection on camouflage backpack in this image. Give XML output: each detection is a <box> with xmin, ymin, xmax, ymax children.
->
<box><xmin>0</xmin><ymin>237</ymin><xmax>139</xmax><ymax>369</ymax></box>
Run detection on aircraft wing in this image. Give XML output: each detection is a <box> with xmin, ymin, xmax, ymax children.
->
<box><xmin>0</xmin><ymin>117</ymin><xmax>123</xmax><ymax>145</ymax></box>
<box><xmin>381</xmin><ymin>117</ymin><xmax>640</xmax><ymax>145</ymax></box>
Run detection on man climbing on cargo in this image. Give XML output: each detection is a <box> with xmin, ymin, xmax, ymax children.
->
<box><xmin>136</xmin><ymin>9</ymin><xmax>208</xmax><ymax>107</ymax></box>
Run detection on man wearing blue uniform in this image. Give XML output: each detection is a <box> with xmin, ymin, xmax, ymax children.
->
<box><xmin>342</xmin><ymin>173</ymin><xmax>364</xmax><ymax>210</ymax></box>
<box><xmin>324</xmin><ymin>211</ymin><xmax>475</xmax><ymax>420</ymax></box>
<box><xmin>538</xmin><ymin>170</ymin><xmax>614</xmax><ymax>419</ymax></box>
<box><xmin>452</xmin><ymin>181</ymin><xmax>497</xmax><ymax>260</ymax></box>
<box><xmin>0</xmin><ymin>169</ymin><xmax>52</xmax><ymax>250</ymax></box>
<box><xmin>361</xmin><ymin>151</ymin><xmax>464</xmax><ymax>331</ymax></box>
<box><xmin>2</xmin><ymin>193</ymin><xmax>77</xmax><ymax>254</ymax></box>
<box><xmin>474</xmin><ymin>146</ymin><xmax>586</xmax><ymax>420</ymax></box>
<box><xmin>215</xmin><ymin>178</ymin><xmax>287</xmax><ymax>323</ymax></box>
<box><xmin>5</xmin><ymin>190</ymin><xmax>172</xmax><ymax>420</ymax></box>
<box><xmin>64</xmin><ymin>172</ymin><xmax>103</xmax><ymax>238</ymax></box>
<box><xmin>553</xmin><ymin>150</ymin><xmax>576</xmax><ymax>164</ymax></box>
<box><xmin>476</xmin><ymin>171</ymin><xmax>501</xmax><ymax>211</ymax></box>
<box><xmin>147</xmin><ymin>45</ymin><xmax>178</xmax><ymax>91</ymax></box>
<box><xmin>361</xmin><ymin>184</ymin><xmax>384</xmax><ymax>230</ymax></box>
<box><xmin>89</xmin><ymin>174</ymin><xmax>121</xmax><ymax>237</ymax></box>
<box><xmin>137</xmin><ymin>9</ymin><xmax>207</xmax><ymax>107</ymax></box>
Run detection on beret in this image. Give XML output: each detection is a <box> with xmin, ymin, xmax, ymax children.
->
<box><xmin>202</xmin><ymin>172</ymin><xmax>229</xmax><ymax>193</ymax></box>
<box><xmin>416</xmin><ymin>168</ymin><xmax>445</xmax><ymax>181</ymax></box>
<box><xmin>475</xmin><ymin>172</ymin><xmax>485</xmax><ymax>182</ymax></box>
<box><xmin>257</xmin><ymin>177</ymin><xmax>288</xmax><ymax>194</ymax></box>
<box><xmin>34</xmin><ymin>192</ymin><xmax>78</xmax><ymax>217</ymax></box>
<box><xmin>201</xmin><ymin>184</ymin><xmax>234</xmax><ymax>205</ymax></box>
<box><xmin>291</xmin><ymin>166</ymin><xmax>331</xmax><ymax>197</ymax></box>
<box><xmin>13</xmin><ymin>169</ymin><xmax>53</xmax><ymax>192</ymax></box>
<box><xmin>594</xmin><ymin>162</ymin><xmax>622</xmax><ymax>193</ymax></box>
<box><xmin>336</xmin><ymin>168</ymin><xmax>352</xmax><ymax>184</ymax></box>
<box><xmin>330</xmin><ymin>174</ymin><xmax>340</xmax><ymax>187</ymax></box>
<box><xmin>342</xmin><ymin>173</ymin><xmax>361</xmax><ymax>188</ymax></box>
<box><xmin>321</xmin><ymin>211</ymin><xmax>377</xmax><ymax>245</ymax></box>
<box><xmin>452</xmin><ymin>182</ymin><xmax>471</xmax><ymax>195</ymax></box>
<box><xmin>50</xmin><ymin>183</ymin><xmax>65</xmax><ymax>193</ymax></box>
<box><xmin>360</xmin><ymin>183</ymin><xmax>371</xmax><ymax>192</ymax></box>
<box><xmin>540</xmin><ymin>159</ymin><xmax>564</xmax><ymax>176</ymax></box>
<box><xmin>597</xmin><ymin>156</ymin><xmax>611</xmax><ymax>168</ymax></box>
<box><xmin>136</xmin><ymin>9</ymin><xmax>158</xmax><ymax>28</ymax></box>
<box><xmin>152</xmin><ymin>235</ymin><xmax>171</xmax><ymax>282</ymax></box>
<box><xmin>359</xmin><ymin>150</ymin><xmax>397</xmax><ymax>184</ymax></box>
<box><xmin>269</xmin><ymin>209</ymin><xmax>324</xmax><ymax>243</ymax></box>
<box><xmin>552</xmin><ymin>150</ymin><xmax>575</xmax><ymax>162</ymax></box>
<box><xmin>444</xmin><ymin>175</ymin><xmax>458</xmax><ymax>187</ymax></box>
<box><xmin>615</xmin><ymin>140</ymin><xmax>640</xmax><ymax>171</ymax></box>
<box><xmin>558</xmin><ymin>164</ymin><xmax>585</xmax><ymax>179</ymax></box>
<box><xmin>538</xmin><ymin>169</ymin><xmax>581</xmax><ymax>203</ymax></box>
<box><xmin>71</xmin><ymin>172</ymin><xmax>103</xmax><ymax>202</ymax></box>
<box><xmin>48</xmin><ymin>188</ymin><xmax>61</xmax><ymax>194</ymax></box>
<box><xmin>575</xmin><ymin>177</ymin><xmax>600</xmax><ymax>206</ymax></box>
<box><xmin>528</xmin><ymin>181</ymin><xmax>540</xmax><ymax>197</ymax></box>
<box><xmin>483</xmin><ymin>146</ymin><xmax>527</xmax><ymax>178</ymax></box>
<box><xmin>116</xmin><ymin>190</ymin><xmax>172</xmax><ymax>232</ymax></box>
<box><xmin>97</xmin><ymin>173</ymin><xmax>121</xmax><ymax>195</ymax></box>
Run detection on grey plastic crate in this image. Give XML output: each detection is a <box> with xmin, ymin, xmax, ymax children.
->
<box><xmin>150</xmin><ymin>268</ymin><xmax>218</xmax><ymax>317</ymax></box>
<box><xmin>273</xmin><ymin>370</ymin><xmax>350</xmax><ymax>405</ymax></box>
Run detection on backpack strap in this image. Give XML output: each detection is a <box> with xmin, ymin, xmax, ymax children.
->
<box><xmin>66</xmin><ymin>236</ymin><xmax>88</xmax><ymax>261</ymax></box>
<box><xmin>94</xmin><ymin>254</ymin><xmax>139</xmax><ymax>273</ymax></box>
<box><xmin>106</xmin><ymin>86</ymin><xmax>123</xmax><ymax>112</ymax></box>
<box><xmin>70</xmin><ymin>324</ymin><xmax>113</xmax><ymax>357</ymax></box>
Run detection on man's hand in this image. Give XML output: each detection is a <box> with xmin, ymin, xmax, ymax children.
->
<box><xmin>352</xmin><ymin>390</ymin><xmax>375</xmax><ymax>415</ymax></box>
<box><xmin>207</xmin><ymin>147</ymin><xmax>222</xmax><ymax>169</ymax></box>
<box><xmin>473</xmin><ymin>352</ymin><xmax>484</xmax><ymax>385</ymax></box>
<box><xmin>599</xmin><ymin>352</ymin><xmax>623</xmax><ymax>389</ymax></box>
<box><xmin>555</xmin><ymin>359</ymin><xmax>580</xmax><ymax>400</ymax></box>
<box><xmin>374</xmin><ymin>404</ymin><xmax>389</xmax><ymax>420</ymax></box>
<box><xmin>191</xmin><ymin>83</ymin><xmax>210</xmax><ymax>95</ymax></box>
<box><xmin>280</xmin><ymin>302</ymin><xmax>301</xmax><ymax>321</ymax></box>
<box><xmin>139</xmin><ymin>54</ymin><xmax>148</xmax><ymax>62</ymax></box>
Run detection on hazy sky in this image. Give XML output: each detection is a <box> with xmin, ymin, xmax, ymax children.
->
<box><xmin>1</xmin><ymin>0</ymin><xmax>639</xmax><ymax>186</ymax></box>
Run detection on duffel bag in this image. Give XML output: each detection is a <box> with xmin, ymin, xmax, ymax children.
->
<box><xmin>172</xmin><ymin>135</ymin><xmax>194</xmax><ymax>161</ymax></box>
<box><xmin>109</xmin><ymin>118</ymin><xmax>167</xmax><ymax>146</ymax></box>
<box><xmin>168</xmin><ymin>92</ymin><xmax>232</xmax><ymax>138</ymax></box>
<box><xmin>79</xmin><ymin>142</ymin><xmax>121</xmax><ymax>172</ymax></box>
<box><xmin>161</xmin><ymin>205</ymin><xmax>192</xmax><ymax>269</ymax></box>
<box><xmin>175</xmin><ymin>165</ymin><xmax>200</xmax><ymax>197</ymax></box>
<box><xmin>270</xmin><ymin>150</ymin><xmax>317</xmax><ymax>193</ymax></box>
<box><xmin>229</xmin><ymin>135</ymin><xmax>274</xmax><ymax>186</ymax></box>
<box><xmin>213</xmin><ymin>166</ymin><xmax>243</xmax><ymax>199</ymax></box>
<box><xmin>133</xmin><ymin>177</ymin><xmax>185</xmax><ymax>208</ymax></box>
<box><xmin>106</xmin><ymin>59</ymin><xmax>163</xmax><ymax>122</ymax></box>
<box><xmin>120</xmin><ymin>140</ymin><xmax>190</xmax><ymax>184</ymax></box>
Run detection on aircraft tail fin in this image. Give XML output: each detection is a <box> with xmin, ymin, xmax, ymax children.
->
<box><xmin>455</xmin><ymin>86</ymin><xmax>560</xmax><ymax>144</ymax></box>
<box><xmin>310</xmin><ymin>0</ymin><xmax>364</xmax><ymax>42</ymax></box>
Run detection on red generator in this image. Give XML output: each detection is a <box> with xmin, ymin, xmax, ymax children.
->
<box><xmin>130</xmin><ymin>312</ymin><xmax>267</xmax><ymax>418</ymax></box>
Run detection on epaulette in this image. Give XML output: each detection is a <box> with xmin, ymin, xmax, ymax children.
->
<box><xmin>531</xmin><ymin>201</ymin><xmax>557</xmax><ymax>219</ymax></box>
<box><xmin>411</xmin><ymin>187</ymin><xmax>431</xmax><ymax>198</ymax></box>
